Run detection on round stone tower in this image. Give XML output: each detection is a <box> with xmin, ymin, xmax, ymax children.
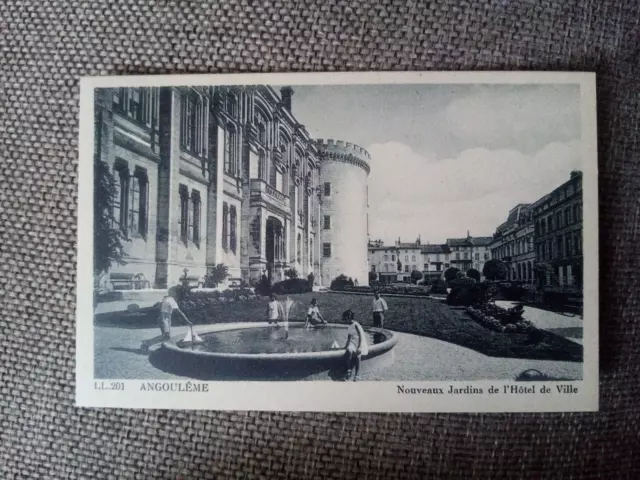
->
<box><xmin>317</xmin><ymin>139</ymin><xmax>371</xmax><ymax>287</ymax></box>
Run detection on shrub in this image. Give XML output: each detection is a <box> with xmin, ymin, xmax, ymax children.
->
<box><xmin>499</xmin><ymin>282</ymin><xmax>527</xmax><ymax>301</ymax></box>
<box><xmin>444</xmin><ymin>267</ymin><xmax>461</xmax><ymax>284</ymax></box>
<box><xmin>466</xmin><ymin>268</ymin><xmax>481</xmax><ymax>282</ymax></box>
<box><xmin>330</xmin><ymin>274</ymin><xmax>354</xmax><ymax>291</ymax></box>
<box><xmin>430</xmin><ymin>278</ymin><xmax>448</xmax><ymax>295</ymax></box>
<box><xmin>482</xmin><ymin>259</ymin><xmax>508</xmax><ymax>281</ymax></box>
<box><xmin>284</xmin><ymin>268</ymin><xmax>299</xmax><ymax>279</ymax></box>
<box><xmin>204</xmin><ymin>263</ymin><xmax>229</xmax><ymax>288</ymax></box>
<box><xmin>272</xmin><ymin>278</ymin><xmax>312</xmax><ymax>295</ymax></box>
<box><xmin>447</xmin><ymin>276</ymin><xmax>483</xmax><ymax>307</ymax></box>
<box><xmin>410</xmin><ymin>270</ymin><xmax>423</xmax><ymax>284</ymax></box>
<box><xmin>255</xmin><ymin>272</ymin><xmax>272</xmax><ymax>297</ymax></box>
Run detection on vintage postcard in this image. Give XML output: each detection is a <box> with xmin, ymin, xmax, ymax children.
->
<box><xmin>76</xmin><ymin>71</ymin><xmax>599</xmax><ymax>412</ymax></box>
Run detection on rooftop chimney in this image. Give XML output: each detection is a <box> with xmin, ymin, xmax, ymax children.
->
<box><xmin>280</xmin><ymin>87</ymin><xmax>294</xmax><ymax>113</ymax></box>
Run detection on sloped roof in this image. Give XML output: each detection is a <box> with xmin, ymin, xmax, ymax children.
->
<box><xmin>421</xmin><ymin>244</ymin><xmax>451</xmax><ymax>254</ymax></box>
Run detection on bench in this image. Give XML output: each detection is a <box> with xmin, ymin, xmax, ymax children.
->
<box><xmin>110</xmin><ymin>273</ymin><xmax>151</xmax><ymax>290</ymax></box>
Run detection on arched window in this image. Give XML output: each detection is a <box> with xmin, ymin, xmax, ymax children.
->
<box><xmin>230</xmin><ymin>205</ymin><xmax>237</xmax><ymax>254</ymax></box>
<box><xmin>191</xmin><ymin>190</ymin><xmax>201</xmax><ymax>246</ymax></box>
<box><xmin>222</xmin><ymin>203</ymin><xmax>229</xmax><ymax>251</ymax></box>
<box><xmin>113</xmin><ymin>163</ymin><xmax>129</xmax><ymax>233</ymax></box>
<box><xmin>258</xmin><ymin>149</ymin><xmax>266</xmax><ymax>180</ymax></box>
<box><xmin>224</xmin><ymin>123</ymin><xmax>238</xmax><ymax>176</ymax></box>
<box><xmin>180</xmin><ymin>91</ymin><xmax>206</xmax><ymax>156</ymax></box>
<box><xmin>129</xmin><ymin>168</ymin><xmax>148</xmax><ymax>237</ymax></box>
<box><xmin>226</xmin><ymin>92</ymin><xmax>238</xmax><ymax>117</ymax></box>
<box><xmin>179</xmin><ymin>185</ymin><xmax>189</xmax><ymax>245</ymax></box>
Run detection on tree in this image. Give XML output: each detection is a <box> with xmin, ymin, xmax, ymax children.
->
<box><xmin>466</xmin><ymin>268</ymin><xmax>481</xmax><ymax>282</ymax></box>
<box><xmin>444</xmin><ymin>267</ymin><xmax>461</xmax><ymax>284</ymax></box>
<box><xmin>204</xmin><ymin>263</ymin><xmax>229</xmax><ymax>288</ymax></box>
<box><xmin>410</xmin><ymin>270</ymin><xmax>423</xmax><ymax>284</ymax></box>
<box><xmin>482</xmin><ymin>259</ymin><xmax>508</xmax><ymax>281</ymax></box>
<box><xmin>369</xmin><ymin>271</ymin><xmax>378</xmax><ymax>284</ymax></box>
<box><xmin>94</xmin><ymin>160</ymin><xmax>128</xmax><ymax>276</ymax></box>
<box><xmin>284</xmin><ymin>268</ymin><xmax>299</xmax><ymax>279</ymax></box>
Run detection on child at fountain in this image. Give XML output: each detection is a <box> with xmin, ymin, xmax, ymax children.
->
<box><xmin>343</xmin><ymin>310</ymin><xmax>369</xmax><ymax>382</ymax></box>
<box><xmin>140</xmin><ymin>287</ymin><xmax>193</xmax><ymax>352</ymax></box>
<box><xmin>371</xmin><ymin>291</ymin><xmax>388</xmax><ymax>329</ymax></box>
<box><xmin>267</xmin><ymin>294</ymin><xmax>281</xmax><ymax>326</ymax></box>
<box><xmin>305</xmin><ymin>298</ymin><xmax>327</xmax><ymax>328</ymax></box>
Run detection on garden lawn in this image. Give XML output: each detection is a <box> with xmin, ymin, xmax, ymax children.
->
<box><xmin>95</xmin><ymin>292</ymin><xmax>582</xmax><ymax>362</ymax></box>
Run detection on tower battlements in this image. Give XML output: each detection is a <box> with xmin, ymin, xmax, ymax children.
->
<box><xmin>316</xmin><ymin>138</ymin><xmax>371</xmax><ymax>165</ymax></box>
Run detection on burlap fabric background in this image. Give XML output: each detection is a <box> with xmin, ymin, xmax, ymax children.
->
<box><xmin>1</xmin><ymin>1</ymin><xmax>639</xmax><ymax>478</ymax></box>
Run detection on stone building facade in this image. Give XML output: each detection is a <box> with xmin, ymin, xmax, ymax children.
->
<box><xmin>489</xmin><ymin>204</ymin><xmax>535</xmax><ymax>283</ymax></box>
<box><xmin>446</xmin><ymin>234</ymin><xmax>493</xmax><ymax>277</ymax></box>
<box><xmin>94</xmin><ymin>85</ymin><xmax>367</xmax><ymax>289</ymax></box>
<box><xmin>421</xmin><ymin>244</ymin><xmax>451</xmax><ymax>279</ymax></box>
<box><xmin>531</xmin><ymin>171</ymin><xmax>583</xmax><ymax>291</ymax></box>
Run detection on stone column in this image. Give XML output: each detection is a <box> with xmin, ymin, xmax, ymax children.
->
<box><xmin>154</xmin><ymin>88</ymin><xmax>180</xmax><ymax>288</ymax></box>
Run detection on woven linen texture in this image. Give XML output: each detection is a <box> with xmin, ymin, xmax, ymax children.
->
<box><xmin>1</xmin><ymin>0</ymin><xmax>639</xmax><ymax>478</ymax></box>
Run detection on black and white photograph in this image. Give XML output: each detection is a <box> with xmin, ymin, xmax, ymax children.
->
<box><xmin>77</xmin><ymin>71</ymin><xmax>598</xmax><ymax>412</ymax></box>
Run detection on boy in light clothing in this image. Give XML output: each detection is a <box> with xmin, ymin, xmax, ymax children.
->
<box><xmin>141</xmin><ymin>287</ymin><xmax>192</xmax><ymax>352</ymax></box>
<box><xmin>267</xmin><ymin>294</ymin><xmax>281</xmax><ymax>326</ymax></box>
<box><xmin>371</xmin><ymin>291</ymin><xmax>388</xmax><ymax>329</ymax></box>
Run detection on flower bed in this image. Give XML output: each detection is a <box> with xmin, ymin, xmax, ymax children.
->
<box><xmin>465</xmin><ymin>303</ymin><xmax>536</xmax><ymax>334</ymax></box>
<box><xmin>179</xmin><ymin>288</ymin><xmax>260</xmax><ymax>316</ymax></box>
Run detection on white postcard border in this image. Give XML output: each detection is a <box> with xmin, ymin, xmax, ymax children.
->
<box><xmin>76</xmin><ymin>71</ymin><xmax>599</xmax><ymax>412</ymax></box>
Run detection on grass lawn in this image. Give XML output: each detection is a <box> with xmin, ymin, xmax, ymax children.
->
<box><xmin>95</xmin><ymin>291</ymin><xmax>582</xmax><ymax>362</ymax></box>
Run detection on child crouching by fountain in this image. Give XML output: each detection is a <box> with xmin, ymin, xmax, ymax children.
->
<box><xmin>305</xmin><ymin>298</ymin><xmax>327</xmax><ymax>328</ymax></box>
<box><xmin>342</xmin><ymin>309</ymin><xmax>369</xmax><ymax>382</ymax></box>
<box><xmin>141</xmin><ymin>287</ymin><xmax>193</xmax><ymax>353</ymax></box>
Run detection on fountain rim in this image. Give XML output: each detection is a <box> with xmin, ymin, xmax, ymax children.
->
<box><xmin>161</xmin><ymin>322</ymin><xmax>399</xmax><ymax>360</ymax></box>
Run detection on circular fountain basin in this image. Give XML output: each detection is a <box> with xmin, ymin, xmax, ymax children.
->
<box><xmin>159</xmin><ymin>322</ymin><xmax>399</xmax><ymax>380</ymax></box>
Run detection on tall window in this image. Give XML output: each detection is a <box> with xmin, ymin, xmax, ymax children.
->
<box><xmin>575</xmin><ymin>232</ymin><xmax>582</xmax><ymax>253</ymax></box>
<box><xmin>224</xmin><ymin>124</ymin><xmax>238</xmax><ymax>176</ymax></box>
<box><xmin>404</xmin><ymin>265</ymin><xmax>409</xmax><ymax>272</ymax></box>
<box><xmin>179</xmin><ymin>185</ymin><xmax>189</xmax><ymax>244</ymax></box>
<box><xmin>474</xmin><ymin>253</ymin><xmax>479</xmax><ymax>260</ymax></box>
<box><xmin>456</xmin><ymin>253</ymin><xmax>460</xmax><ymax>260</ymax></box>
<box><xmin>192</xmin><ymin>191</ymin><xmax>201</xmax><ymax>246</ymax></box>
<box><xmin>323</xmin><ymin>215</ymin><xmax>331</xmax><ymax>230</ymax></box>
<box><xmin>566</xmin><ymin>235</ymin><xmax>573</xmax><ymax>256</ymax></box>
<box><xmin>556</xmin><ymin>211</ymin><xmax>563</xmax><ymax>229</ymax></box>
<box><xmin>323</xmin><ymin>182</ymin><xmax>331</xmax><ymax>196</ymax></box>
<box><xmin>222</xmin><ymin>202</ymin><xmax>229</xmax><ymax>251</ymax></box>
<box><xmin>297</xmin><ymin>233</ymin><xmax>302</xmax><ymax>263</ymax></box>
<box><xmin>424</xmin><ymin>263</ymin><xmax>428</xmax><ymax>270</ymax></box>
<box><xmin>129</xmin><ymin>169</ymin><xmax>148</xmax><ymax>237</ymax></box>
<box><xmin>391</xmin><ymin>255</ymin><xmax>395</xmax><ymax>261</ymax></box>
<box><xmin>229</xmin><ymin>205</ymin><xmax>237</xmax><ymax>253</ymax></box>
<box><xmin>411</xmin><ymin>255</ymin><xmax>416</xmax><ymax>262</ymax></box>
<box><xmin>464</xmin><ymin>252</ymin><xmax>469</xmax><ymax>260</ymax></box>
<box><xmin>114</xmin><ymin>88</ymin><xmax>150</xmax><ymax>124</ymax></box>
<box><xmin>404</xmin><ymin>255</ymin><xmax>408</xmax><ymax>262</ymax></box>
<box><xmin>556</xmin><ymin>236</ymin><xmax>563</xmax><ymax>258</ymax></box>
<box><xmin>383</xmin><ymin>254</ymin><xmax>388</xmax><ymax>261</ymax></box>
<box><xmin>226</xmin><ymin>92</ymin><xmax>238</xmax><ymax>117</ymax></box>
<box><xmin>323</xmin><ymin>243</ymin><xmax>331</xmax><ymax>258</ymax></box>
<box><xmin>113</xmin><ymin>164</ymin><xmax>129</xmax><ymax>233</ymax></box>
<box><xmin>180</xmin><ymin>91</ymin><xmax>206</xmax><ymax>156</ymax></box>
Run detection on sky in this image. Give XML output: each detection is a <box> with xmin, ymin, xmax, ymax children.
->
<box><xmin>289</xmin><ymin>83</ymin><xmax>582</xmax><ymax>245</ymax></box>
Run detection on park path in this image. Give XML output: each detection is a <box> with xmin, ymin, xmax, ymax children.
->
<box><xmin>94</xmin><ymin>324</ymin><xmax>582</xmax><ymax>382</ymax></box>
<box><xmin>495</xmin><ymin>301</ymin><xmax>583</xmax><ymax>345</ymax></box>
